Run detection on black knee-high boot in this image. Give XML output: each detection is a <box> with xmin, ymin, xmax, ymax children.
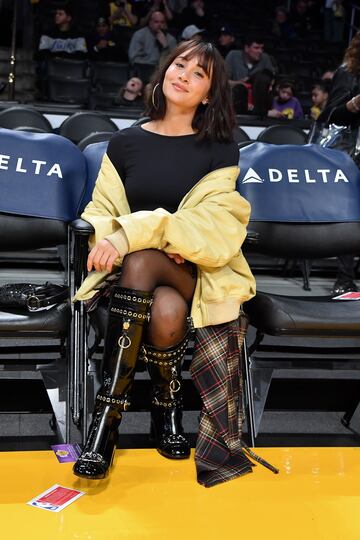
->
<box><xmin>73</xmin><ymin>286</ymin><xmax>153</xmax><ymax>479</ymax></box>
<box><xmin>142</xmin><ymin>334</ymin><xmax>191</xmax><ymax>459</ymax></box>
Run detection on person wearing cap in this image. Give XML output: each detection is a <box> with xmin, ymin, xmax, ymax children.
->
<box><xmin>181</xmin><ymin>24</ymin><xmax>204</xmax><ymax>41</ymax></box>
<box><xmin>217</xmin><ymin>25</ymin><xmax>236</xmax><ymax>58</ymax></box>
<box><xmin>87</xmin><ymin>17</ymin><xmax>121</xmax><ymax>61</ymax></box>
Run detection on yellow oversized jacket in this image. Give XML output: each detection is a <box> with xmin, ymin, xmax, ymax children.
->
<box><xmin>74</xmin><ymin>153</ymin><xmax>256</xmax><ymax>328</ymax></box>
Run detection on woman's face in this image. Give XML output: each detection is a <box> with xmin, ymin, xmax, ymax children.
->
<box><xmin>162</xmin><ymin>51</ymin><xmax>212</xmax><ymax>111</ymax></box>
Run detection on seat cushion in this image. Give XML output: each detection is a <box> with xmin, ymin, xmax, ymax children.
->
<box><xmin>244</xmin><ymin>292</ymin><xmax>360</xmax><ymax>337</ymax></box>
<box><xmin>0</xmin><ymin>302</ymin><xmax>71</xmax><ymax>337</ymax></box>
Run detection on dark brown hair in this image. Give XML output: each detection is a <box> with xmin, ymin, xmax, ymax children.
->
<box><xmin>145</xmin><ymin>40</ymin><xmax>235</xmax><ymax>142</ymax></box>
<box><xmin>343</xmin><ymin>31</ymin><xmax>360</xmax><ymax>75</ymax></box>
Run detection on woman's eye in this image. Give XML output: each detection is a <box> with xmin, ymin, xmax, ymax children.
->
<box><xmin>194</xmin><ymin>71</ymin><xmax>204</xmax><ymax>78</ymax></box>
<box><xmin>175</xmin><ymin>62</ymin><xmax>184</xmax><ymax>68</ymax></box>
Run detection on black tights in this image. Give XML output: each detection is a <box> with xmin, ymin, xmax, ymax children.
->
<box><xmin>118</xmin><ymin>249</ymin><xmax>196</xmax><ymax>348</ymax></box>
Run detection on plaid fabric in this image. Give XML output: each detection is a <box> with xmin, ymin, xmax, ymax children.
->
<box><xmin>190</xmin><ymin>314</ymin><xmax>279</xmax><ymax>488</ymax></box>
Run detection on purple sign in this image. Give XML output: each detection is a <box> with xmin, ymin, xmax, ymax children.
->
<box><xmin>51</xmin><ymin>444</ymin><xmax>82</xmax><ymax>463</ymax></box>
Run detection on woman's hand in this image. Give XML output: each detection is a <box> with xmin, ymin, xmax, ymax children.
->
<box><xmin>87</xmin><ymin>239</ymin><xmax>121</xmax><ymax>273</ymax></box>
<box><xmin>166</xmin><ymin>253</ymin><xmax>185</xmax><ymax>264</ymax></box>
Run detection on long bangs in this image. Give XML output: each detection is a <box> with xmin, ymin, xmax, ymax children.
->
<box><xmin>178</xmin><ymin>40</ymin><xmax>215</xmax><ymax>78</ymax></box>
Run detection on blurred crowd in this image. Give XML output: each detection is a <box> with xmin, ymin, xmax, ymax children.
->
<box><xmin>0</xmin><ymin>0</ymin><xmax>352</xmax><ymax>116</ymax></box>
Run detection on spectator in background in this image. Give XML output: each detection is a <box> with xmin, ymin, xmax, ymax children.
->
<box><xmin>181</xmin><ymin>24</ymin><xmax>204</xmax><ymax>41</ymax></box>
<box><xmin>317</xmin><ymin>31</ymin><xmax>360</xmax><ymax>294</ymax></box>
<box><xmin>108</xmin><ymin>0</ymin><xmax>138</xmax><ymax>28</ymax></box>
<box><xmin>249</xmin><ymin>69</ymin><xmax>276</xmax><ymax>117</ymax></box>
<box><xmin>38</xmin><ymin>6</ymin><xmax>87</xmax><ymax>59</ymax></box>
<box><xmin>225</xmin><ymin>36</ymin><xmax>275</xmax><ymax>86</ymax></box>
<box><xmin>87</xmin><ymin>17</ymin><xmax>120</xmax><ymax>61</ymax></box>
<box><xmin>181</xmin><ymin>0</ymin><xmax>211</xmax><ymax>32</ymax></box>
<box><xmin>290</xmin><ymin>0</ymin><xmax>313</xmax><ymax>37</ymax></box>
<box><xmin>105</xmin><ymin>1</ymin><xmax>138</xmax><ymax>59</ymax></box>
<box><xmin>139</xmin><ymin>0</ymin><xmax>174</xmax><ymax>27</ymax></box>
<box><xmin>271</xmin><ymin>80</ymin><xmax>304</xmax><ymax>119</ymax></box>
<box><xmin>216</xmin><ymin>25</ymin><xmax>237</xmax><ymax>58</ymax></box>
<box><xmin>231</xmin><ymin>84</ymin><xmax>249</xmax><ymax>115</ymax></box>
<box><xmin>167</xmin><ymin>0</ymin><xmax>188</xmax><ymax>14</ymax></box>
<box><xmin>114</xmin><ymin>76</ymin><xmax>144</xmax><ymax>106</ymax></box>
<box><xmin>128</xmin><ymin>10</ymin><xmax>177</xmax><ymax>83</ymax></box>
<box><xmin>310</xmin><ymin>80</ymin><xmax>330</xmax><ymax>120</ymax></box>
<box><xmin>271</xmin><ymin>6</ymin><xmax>296</xmax><ymax>42</ymax></box>
<box><xmin>324</xmin><ymin>0</ymin><xmax>346</xmax><ymax>43</ymax></box>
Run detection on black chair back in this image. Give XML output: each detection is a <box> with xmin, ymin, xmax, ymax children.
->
<box><xmin>59</xmin><ymin>112</ymin><xmax>118</xmax><ymax>144</ymax></box>
<box><xmin>257</xmin><ymin>124</ymin><xmax>307</xmax><ymax>145</ymax></box>
<box><xmin>0</xmin><ymin>105</ymin><xmax>52</xmax><ymax>132</ymax></box>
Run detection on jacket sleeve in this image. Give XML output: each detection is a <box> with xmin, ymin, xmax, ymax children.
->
<box><xmin>80</xmin><ymin>153</ymin><xmax>130</xmax><ymax>250</ymax></box>
<box><xmin>115</xmin><ymin>187</ymin><xmax>251</xmax><ymax>268</ymax></box>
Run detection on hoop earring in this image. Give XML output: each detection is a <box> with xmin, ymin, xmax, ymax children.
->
<box><xmin>152</xmin><ymin>83</ymin><xmax>160</xmax><ymax>110</ymax></box>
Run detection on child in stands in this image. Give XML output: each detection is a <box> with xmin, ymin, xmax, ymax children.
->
<box><xmin>310</xmin><ymin>80</ymin><xmax>330</xmax><ymax>120</ymax></box>
<box><xmin>272</xmin><ymin>80</ymin><xmax>304</xmax><ymax>119</ymax></box>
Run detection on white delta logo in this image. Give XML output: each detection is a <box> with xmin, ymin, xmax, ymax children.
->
<box><xmin>242</xmin><ymin>167</ymin><xmax>349</xmax><ymax>184</ymax></box>
<box><xmin>0</xmin><ymin>154</ymin><xmax>63</xmax><ymax>178</ymax></box>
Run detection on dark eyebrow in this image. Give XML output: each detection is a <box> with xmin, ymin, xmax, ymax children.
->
<box><xmin>177</xmin><ymin>55</ymin><xmax>206</xmax><ymax>71</ymax></box>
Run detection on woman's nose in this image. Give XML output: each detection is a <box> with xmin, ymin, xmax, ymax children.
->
<box><xmin>179</xmin><ymin>71</ymin><xmax>188</xmax><ymax>82</ymax></box>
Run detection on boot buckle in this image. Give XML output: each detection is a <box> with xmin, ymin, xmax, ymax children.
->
<box><xmin>170</xmin><ymin>379</ymin><xmax>181</xmax><ymax>393</ymax></box>
<box><xmin>118</xmin><ymin>334</ymin><xmax>131</xmax><ymax>349</ymax></box>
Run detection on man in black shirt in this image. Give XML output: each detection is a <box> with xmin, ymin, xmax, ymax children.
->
<box><xmin>38</xmin><ymin>6</ymin><xmax>87</xmax><ymax>59</ymax></box>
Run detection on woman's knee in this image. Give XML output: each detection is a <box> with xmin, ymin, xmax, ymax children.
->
<box><xmin>148</xmin><ymin>287</ymin><xmax>188</xmax><ymax>345</ymax></box>
<box><xmin>120</xmin><ymin>250</ymin><xmax>159</xmax><ymax>289</ymax></box>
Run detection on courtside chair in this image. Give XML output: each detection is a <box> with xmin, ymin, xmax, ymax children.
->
<box><xmin>0</xmin><ymin>128</ymin><xmax>87</xmax><ymax>443</ymax></box>
<box><xmin>257</xmin><ymin>124</ymin><xmax>307</xmax><ymax>145</ymax></box>
<box><xmin>238</xmin><ymin>142</ymin><xmax>360</xmax><ymax>444</ymax></box>
<box><xmin>0</xmin><ymin>105</ymin><xmax>53</xmax><ymax>132</ymax></box>
<box><xmin>59</xmin><ymin>111</ymin><xmax>118</xmax><ymax>145</ymax></box>
<box><xmin>47</xmin><ymin>57</ymin><xmax>89</xmax><ymax>79</ymax></box>
<box><xmin>77</xmin><ymin>131</ymin><xmax>114</xmax><ymax>151</ymax></box>
<box><xmin>233</xmin><ymin>126</ymin><xmax>251</xmax><ymax>144</ymax></box>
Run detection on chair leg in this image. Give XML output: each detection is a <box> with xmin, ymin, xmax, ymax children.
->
<box><xmin>341</xmin><ymin>385</ymin><xmax>360</xmax><ymax>427</ymax></box>
<box><xmin>300</xmin><ymin>259</ymin><xmax>311</xmax><ymax>291</ymax></box>
<box><xmin>242</xmin><ymin>337</ymin><xmax>256</xmax><ymax>447</ymax></box>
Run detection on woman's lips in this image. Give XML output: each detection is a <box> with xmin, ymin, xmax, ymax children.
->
<box><xmin>172</xmin><ymin>82</ymin><xmax>188</xmax><ymax>92</ymax></box>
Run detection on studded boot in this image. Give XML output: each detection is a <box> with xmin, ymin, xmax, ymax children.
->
<box><xmin>73</xmin><ymin>286</ymin><xmax>153</xmax><ymax>480</ymax></box>
<box><xmin>142</xmin><ymin>334</ymin><xmax>191</xmax><ymax>460</ymax></box>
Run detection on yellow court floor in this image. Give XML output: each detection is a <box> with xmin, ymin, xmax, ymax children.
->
<box><xmin>1</xmin><ymin>447</ymin><xmax>360</xmax><ymax>540</ymax></box>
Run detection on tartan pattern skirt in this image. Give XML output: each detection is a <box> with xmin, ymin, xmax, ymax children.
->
<box><xmin>190</xmin><ymin>313</ymin><xmax>278</xmax><ymax>488</ymax></box>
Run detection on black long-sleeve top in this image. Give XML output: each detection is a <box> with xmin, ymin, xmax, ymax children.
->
<box><xmin>107</xmin><ymin>126</ymin><xmax>239</xmax><ymax>213</ymax></box>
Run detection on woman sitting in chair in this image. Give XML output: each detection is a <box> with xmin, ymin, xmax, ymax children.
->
<box><xmin>73</xmin><ymin>39</ymin><xmax>256</xmax><ymax>481</ymax></box>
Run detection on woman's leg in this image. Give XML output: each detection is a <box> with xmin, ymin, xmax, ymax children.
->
<box><xmin>120</xmin><ymin>250</ymin><xmax>196</xmax><ymax>459</ymax></box>
<box><xmin>73</xmin><ymin>285</ymin><xmax>153</xmax><ymax>479</ymax></box>
<box><xmin>120</xmin><ymin>248</ymin><xmax>196</xmax><ymax>301</ymax></box>
<box><xmin>74</xmin><ymin>250</ymin><xmax>196</xmax><ymax>478</ymax></box>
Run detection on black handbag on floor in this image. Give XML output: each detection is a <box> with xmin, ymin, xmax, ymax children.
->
<box><xmin>0</xmin><ymin>282</ymin><xmax>69</xmax><ymax>311</ymax></box>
